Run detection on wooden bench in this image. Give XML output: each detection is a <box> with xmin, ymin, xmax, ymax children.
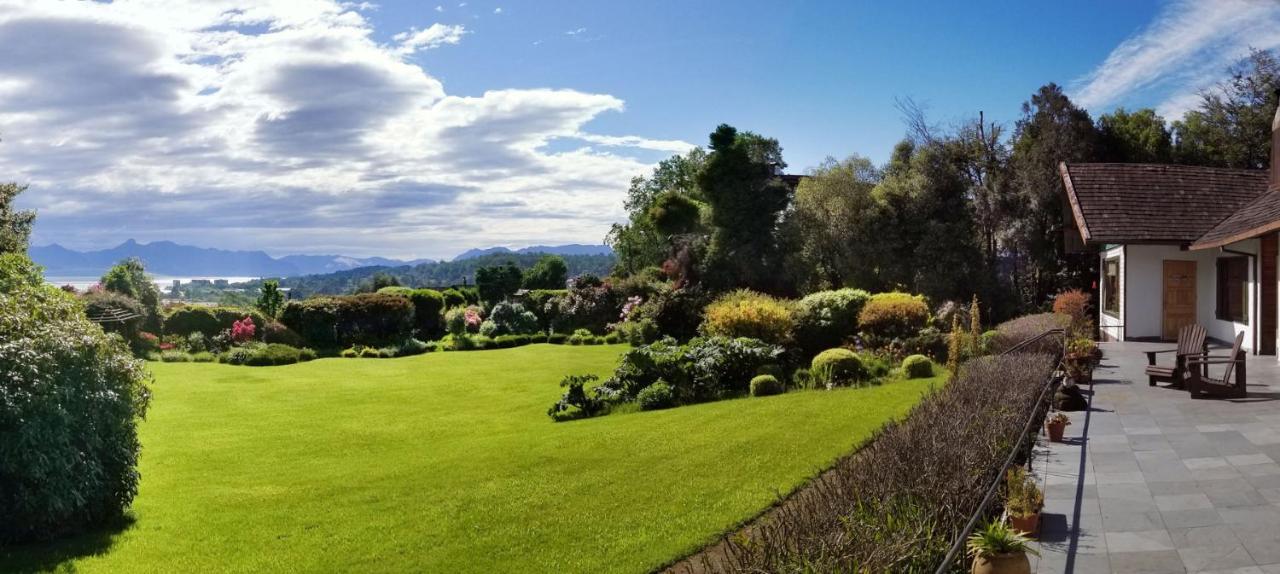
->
<box><xmin>1186</xmin><ymin>332</ymin><xmax>1247</xmax><ymax>399</ymax></box>
<box><xmin>1145</xmin><ymin>324</ymin><xmax>1207</xmax><ymax>388</ymax></box>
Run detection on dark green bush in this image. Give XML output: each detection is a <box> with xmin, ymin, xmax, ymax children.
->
<box><xmin>262</xmin><ymin>320</ymin><xmax>304</xmax><ymax>347</ymax></box>
<box><xmin>441</xmin><ymin>288</ymin><xmax>467</xmax><ymax>309</ymax></box>
<box><xmin>243</xmin><ymin>343</ymin><xmax>304</xmax><ymax>366</ymax></box>
<box><xmin>750</xmin><ymin>374</ymin><xmax>784</xmax><ymax>397</ymax></box>
<box><xmin>530</xmin><ymin>333</ymin><xmax>549</xmax><ymax>343</ymax></box>
<box><xmin>902</xmin><ymin>354</ymin><xmax>934</xmax><ymax>378</ymax></box>
<box><xmin>494</xmin><ymin>335</ymin><xmax>518</xmax><ymax>348</ymax></box>
<box><xmin>162</xmin><ymin>305</ymin><xmax>220</xmax><ymax>337</ymax></box>
<box><xmin>548</xmin><ymin>333</ymin><xmax>568</xmax><ymax>344</ymax></box>
<box><xmin>398</xmin><ymin>338</ymin><xmax>430</xmax><ymax>357</ymax></box>
<box><xmin>220</xmin><ymin>347</ymin><xmax>253</xmax><ymax>365</ymax></box>
<box><xmin>598</xmin><ymin>336</ymin><xmax>784</xmax><ymax>406</ymax></box>
<box><xmin>636</xmin><ymin>381</ymin><xmax>676</xmax><ymax>410</ymax></box>
<box><xmin>1</xmin><ymin>254</ymin><xmax>153</xmax><ymax>543</ymax></box>
<box><xmin>280</xmin><ymin>293</ymin><xmax>413</xmax><ymax>348</ymax></box>
<box><xmin>547</xmin><ymin>374</ymin><xmax>606</xmax><ymax>420</ymax></box>
<box><xmin>811</xmin><ymin>348</ymin><xmax>867</xmax><ymax>387</ymax></box>
<box><xmin>407</xmin><ymin>289</ymin><xmax>446</xmax><ymax>339</ymax></box>
<box><xmin>603</xmin><ymin>332</ymin><xmax>621</xmax><ymax>344</ymax></box>
<box><xmin>340</xmin><ymin>347</ymin><xmax>358</xmax><ymax>358</ymax></box>
<box><xmin>298</xmin><ymin>348</ymin><xmax>317</xmax><ymax>362</ymax></box>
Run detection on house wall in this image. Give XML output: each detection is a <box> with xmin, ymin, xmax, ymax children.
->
<box><xmin>1099</xmin><ymin>245</ymin><xmax>1124</xmax><ymax>341</ymax></box>
<box><xmin>1120</xmin><ymin>241</ymin><xmax>1258</xmax><ymax>351</ymax></box>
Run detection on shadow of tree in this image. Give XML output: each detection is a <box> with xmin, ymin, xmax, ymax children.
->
<box><xmin>0</xmin><ymin>514</ymin><xmax>136</xmax><ymax>574</ymax></box>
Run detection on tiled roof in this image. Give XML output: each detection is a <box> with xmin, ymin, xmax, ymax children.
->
<box><xmin>1060</xmin><ymin>163</ymin><xmax>1270</xmax><ymax>245</ymax></box>
<box><xmin>1191</xmin><ymin>190</ymin><xmax>1280</xmax><ymax>249</ymax></box>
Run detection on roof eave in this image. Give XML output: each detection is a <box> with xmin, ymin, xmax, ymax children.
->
<box><xmin>1059</xmin><ymin>162</ymin><xmax>1092</xmax><ymax>244</ymax></box>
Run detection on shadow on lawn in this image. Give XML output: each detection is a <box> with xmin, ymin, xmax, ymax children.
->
<box><xmin>0</xmin><ymin>514</ymin><xmax>136</xmax><ymax>573</ymax></box>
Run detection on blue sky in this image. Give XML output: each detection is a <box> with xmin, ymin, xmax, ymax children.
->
<box><xmin>3</xmin><ymin>0</ymin><xmax>1279</xmax><ymax>259</ymax></box>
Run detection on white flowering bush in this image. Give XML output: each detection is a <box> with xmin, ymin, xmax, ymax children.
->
<box><xmin>0</xmin><ymin>254</ymin><xmax>152</xmax><ymax>542</ymax></box>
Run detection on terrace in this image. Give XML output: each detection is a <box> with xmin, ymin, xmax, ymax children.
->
<box><xmin>1032</xmin><ymin>341</ymin><xmax>1280</xmax><ymax>574</ymax></box>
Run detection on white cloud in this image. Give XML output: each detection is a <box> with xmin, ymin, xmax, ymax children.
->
<box><xmin>393</xmin><ymin>22</ymin><xmax>466</xmax><ymax>54</ymax></box>
<box><xmin>0</xmin><ymin>0</ymin><xmax>691</xmax><ymax>259</ymax></box>
<box><xmin>1069</xmin><ymin>0</ymin><xmax>1280</xmax><ymax>119</ymax></box>
<box><xmin>493</xmin><ymin>7</ymin><xmax>501</xmax><ymax>14</ymax></box>
<box><xmin>565</xmin><ymin>27</ymin><xmax>585</xmax><ymax>36</ymax></box>
<box><xmin>434</xmin><ymin>5</ymin><xmax>443</xmax><ymax>12</ymax></box>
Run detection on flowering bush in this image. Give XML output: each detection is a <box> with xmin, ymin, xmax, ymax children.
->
<box><xmin>446</xmin><ymin>306</ymin><xmax>484</xmax><ymax>336</ymax></box>
<box><xmin>551</xmin><ymin>274</ymin><xmax>622</xmax><ymax>334</ymax></box>
<box><xmin>137</xmin><ymin>331</ymin><xmax>161</xmax><ymax>353</ymax></box>
<box><xmin>230</xmin><ymin>316</ymin><xmax>256</xmax><ymax>344</ymax></box>
<box><xmin>620</xmin><ymin>295</ymin><xmax>643</xmax><ymax>321</ymax></box>
<box><xmin>700</xmin><ymin>289</ymin><xmax>795</xmax><ymax>345</ymax></box>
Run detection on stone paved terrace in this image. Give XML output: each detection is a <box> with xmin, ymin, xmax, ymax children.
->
<box><xmin>1032</xmin><ymin>341</ymin><xmax>1280</xmax><ymax>574</ymax></box>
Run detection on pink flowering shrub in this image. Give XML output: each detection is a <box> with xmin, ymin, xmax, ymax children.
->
<box><xmin>620</xmin><ymin>296</ymin><xmax>643</xmax><ymax>321</ymax></box>
<box><xmin>230</xmin><ymin>316</ymin><xmax>256</xmax><ymax>344</ymax></box>
<box><xmin>464</xmin><ymin>307</ymin><xmax>482</xmax><ymax>333</ymax></box>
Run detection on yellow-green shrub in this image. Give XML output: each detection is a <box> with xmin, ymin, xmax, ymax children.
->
<box><xmin>858</xmin><ymin>292</ymin><xmax>930</xmax><ymax>339</ymax></box>
<box><xmin>700</xmin><ymin>289</ymin><xmax>795</xmax><ymax>345</ymax></box>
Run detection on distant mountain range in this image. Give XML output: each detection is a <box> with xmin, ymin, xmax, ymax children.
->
<box><xmin>29</xmin><ymin>239</ymin><xmax>613</xmax><ymax>278</ymax></box>
<box><xmin>452</xmin><ymin>244</ymin><xmax>613</xmax><ymax>261</ymax></box>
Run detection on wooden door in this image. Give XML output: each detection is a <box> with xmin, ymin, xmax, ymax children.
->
<box><xmin>1163</xmin><ymin>260</ymin><xmax>1197</xmax><ymax>341</ymax></box>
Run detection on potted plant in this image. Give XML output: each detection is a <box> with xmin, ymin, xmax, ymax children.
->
<box><xmin>1004</xmin><ymin>467</ymin><xmax>1043</xmax><ymax>538</ymax></box>
<box><xmin>967</xmin><ymin>520</ymin><xmax>1037</xmax><ymax>574</ymax></box>
<box><xmin>1064</xmin><ymin>337</ymin><xmax>1096</xmax><ymax>383</ymax></box>
<box><xmin>1045</xmin><ymin>412</ymin><xmax>1070</xmax><ymax>442</ymax></box>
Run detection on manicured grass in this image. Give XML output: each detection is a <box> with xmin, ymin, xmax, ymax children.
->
<box><xmin>3</xmin><ymin>345</ymin><xmax>942</xmax><ymax>573</ymax></box>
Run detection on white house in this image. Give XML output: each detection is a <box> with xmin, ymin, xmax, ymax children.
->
<box><xmin>1059</xmin><ymin>104</ymin><xmax>1280</xmax><ymax>355</ymax></box>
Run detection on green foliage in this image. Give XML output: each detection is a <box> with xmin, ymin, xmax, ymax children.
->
<box><xmin>163</xmin><ymin>306</ymin><xmax>220</xmax><ymax>337</ymax></box>
<box><xmin>1173</xmin><ymin>49</ymin><xmax>1279</xmax><ymax>169</ymax></box>
<box><xmin>256</xmin><ymin>279</ymin><xmax>286</xmax><ymax>319</ymax></box>
<box><xmin>261</xmin><ymin>320</ymin><xmax>304</xmax><ymax>347</ymax></box>
<box><xmin>612</xmin><ymin>318</ymin><xmax>658</xmax><ymax>345</ymax></box>
<box><xmin>521</xmin><ymin>255</ymin><xmax>568</xmax><ymax>290</ymax></box>
<box><xmin>279</xmin><ymin>293</ymin><xmax>414</xmax><ymax>348</ymax></box>
<box><xmin>697</xmin><ymin>125</ymin><xmax>792</xmax><ymax>291</ymax></box>
<box><xmin>967</xmin><ymin>520</ymin><xmax>1037</xmax><ymax>559</ymax></box>
<box><xmin>901</xmin><ymin>354</ymin><xmax>934</xmax><ymax>379</ymax></box>
<box><xmin>811</xmin><ymin>348</ymin><xmax>867</xmax><ymax>387</ymax></box>
<box><xmin>484</xmin><ymin>301</ymin><xmax>539</xmax><ymax>336</ymax></box>
<box><xmin>551</xmin><ymin>275</ymin><xmax>621</xmax><ymax>334</ymax></box>
<box><xmin>1097</xmin><ymin>107</ymin><xmax>1172</xmax><ymax>163</ymax></box>
<box><xmin>547</xmin><ymin>374</ymin><xmax>606</xmax><ymax>420</ymax></box>
<box><xmin>647</xmin><ymin>191</ymin><xmax>704</xmax><ymax>236</ymax></box>
<box><xmin>0</xmin><ymin>254</ymin><xmax>152</xmax><ymax>542</ymax></box>
<box><xmin>191</xmin><ymin>351</ymin><xmax>217</xmax><ymax>363</ymax></box>
<box><xmin>606</xmin><ymin>147</ymin><xmax>707</xmax><ymax>275</ymax></box>
<box><xmin>160</xmin><ymin>350</ymin><xmax>192</xmax><ymax>362</ymax></box>
<box><xmin>1004</xmin><ymin>466</ymin><xmax>1044</xmax><ymax>519</ymax></box>
<box><xmin>858</xmin><ymin>292</ymin><xmax>930</xmax><ymax>340</ymax></box>
<box><xmin>101</xmin><ymin>258</ymin><xmax>163</xmax><ymax>332</ymax></box>
<box><xmin>602</xmin><ymin>332</ymin><xmax>621</xmax><ymax>345</ymax></box>
<box><xmin>793</xmin><ymin>288</ymin><xmax>870</xmax><ymax>356</ymax></box>
<box><xmin>406</xmin><ymin>289</ymin><xmax>446</xmax><ymax>339</ymax></box>
<box><xmin>636</xmin><ymin>381</ymin><xmax>676</xmax><ymax>411</ymax></box>
<box><xmin>0</xmin><ymin>182</ymin><xmax>34</xmax><ymax>254</ymax></box>
<box><xmin>441</xmin><ymin>288</ymin><xmax>467</xmax><ymax>308</ymax></box>
<box><xmin>699</xmin><ymin>289</ymin><xmax>794</xmax><ymax>345</ymax></box>
<box><xmin>475</xmin><ymin>261</ymin><xmax>523</xmax><ymax>306</ymax></box>
<box><xmin>781</xmin><ymin>156</ymin><xmax>880</xmax><ymax>291</ymax></box>
<box><xmin>82</xmin><ymin>290</ymin><xmax>146</xmax><ymax>349</ymax></box>
<box><xmin>749</xmin><ymin>374</ymin><xmax>784</xmax><ymax>397</ymax></box>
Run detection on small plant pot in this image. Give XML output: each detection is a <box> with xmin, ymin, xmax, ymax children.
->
<box><xmin>1008</xmin><ymin>512</ymin><xmax>1040</xmax><ymax>538</ymax></box>
<box><xmin>1046</xmin><ymin>421</ymin><xmax>1066</xmax><ymax>442</ymax></box>
<box><xmin>972</xmin><ymin>551</ymin><xmax>1031</xmax><ymax>574</ymax></box>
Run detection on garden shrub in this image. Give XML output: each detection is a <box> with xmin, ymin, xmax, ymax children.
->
<box><xmin>530</xmin><ymin>333</ymin><xmax>549</xmax><ymax>344</ymax></box>
<box><xmin>160</xmin><ymin>350</ymin><xmax>191</xmax><ymax>362</ymax></box>
<box><xmin>717</xmin><ymin>353</ymin><xmax>1058</xmax><ymax>572</ymax></box>
<box><xmin>485</xmin><ymin>301</ymin><xmax>539</xmax><ymax>336</ymax></box>
<box><xmin>191</xmin><ymin>351</ymin><xmax>217</xmax><ymax>363</ymax></box>
<box><xmin>378</xmin><ymin>346</ymin><xmax>399</xmax><ymax>358</ymax></box>
<box><xmin>359</xmin><ymin>347</ymin><xmax>382</xmax><ymax>358</ymax></box>
<box><xmin>548</xmin><ymin>333</ymin><xmax>568</xmax><ymax>344</ymax></box>
<box><xmin>298</xmin><ymin>348</ymin><xmax>317</xmax><ymax>362</ymax></box>
<box><xmin>261</xmin><ymin>320</ymin><xmax>304</xmax><ymax>347</ymax></box>
<box><xmin>550</xmin><ymin>275</ymin><xmax>621</xmax><ymax>334</ymax></box>
<box><xmin>990</xmin><ymin>313</ymin><xmax>1070</xmax><ymax>354</ymax></box>
<box><xmin>603</xmin><ymin>332</ymin><xmax>621</xmax><ymax>344</ymax></box>
<box><xmin>406</xmin><ymin>289</ymin><xmax>446</xmax><ymax>339</ymax></box>
<box><xmin>750</xmin><ymin>374</ymin><xmax>784</xmax><ymax>397</ymax></box>
<box><xmin>376</xmin><ymin>286</ymin><xmax>413</xmax><ymax>296</ymax></box>
<box><xmin>162</xmin><ymin>305</ymin><xmax>220</xmax><ymax>337</ymax></box>
<box><xmin>340</xmin><ymin>347</ymin><xmax>358</xmax><ymax>358</ymax></box>
<box><xmin>611</xmin><ymin>317</ymin><xmax>658</xmax><ymax>345</ymax></box>
<box><xmin>280</xmin><ymin>294</ymin><xmax>413</xmax><ymax>348</ymax></box>
<box><xmin>793</xmin><ymin>288</ymin><xmax>870</xmax><ymax>356</ymax></box>
<box><xmin>398</xmin><ymin>338</ymin><xmax>430</xmax><ymax>357</ymax></box>
<box><xmin>858</xmin><ymin>292</ymin><xmax>930</xmax><ymax>340</ymax></box>
<box><xmin>811</xmin><ymin>348</ymin><xmax>867</xmax><ymax>387</ymax></box>
<box><xmin>441</xmin><ymin>288</ymin><xmax>467</xmax><ymax>309</ymax></box>
<box><xmin>209</xmin><ymin>307</ymin><xmax>269</xmax><ymax>335</ymax></box>
<box><xmin>636</xmin><ymin>381</ymin><xmax>676</xmax><ymax>410</ymax></box>
<box><xmin>1052</xmin><ymin>289</ymin><xmax>1092</xmax><ymax>333</ymax></box>
<box><xmin>700</xmin><ymin>289</ymin><xmax>795</xmax><ymax>345</ymax></box>
<box><xmin>629</xmin><ymin>285</ymin><xmax>711</xmax><ymax>342</ymax></box>
<box><xmin>901</xmin><ymin>354</ymin><xmax>934</xmax><ymax>378</ymax></box>
<box><xmin>185</xmin><ymin>331</ymin><xmax>209</xmax><ymax>353</ymax></box>
<box><xmin>0</xmin><ymin>254</ymin><xmax>153</xmax><ymax>543</ymax></box>
<box><xmin>244</xmin><ymin>344</ymin><xmax>305</xmax><ymax>366</ymax></box>
<box><xmin>445</xmin><ymin>306</ymin><xmax>483</xmax><ymax>336</ymax></box>
<box><xmin>82</xmin><ymin>291</ymin><xmax>147</xmax><ymax>352</ymax></box>
<box><xmin>522</xmin><ymin>288</ymin><xmax>566</xmax><ymax>331</ymax></box>
<box><xmin>220</xmin><ymin>347</ymin><xmax>253</xmax><ymax>365</ymax></box>
<box><xmin>547</xmin><ymin>374</ymin><xmax>606</xmax><ymax>420</ymax></box>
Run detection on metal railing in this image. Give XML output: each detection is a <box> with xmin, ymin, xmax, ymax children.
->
<box><xmin>931</xmin><ymin>328</ymin><xmax>1067</xmax><ymax>574</ymax></box>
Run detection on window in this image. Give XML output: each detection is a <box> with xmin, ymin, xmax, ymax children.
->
<box><xmin>1102</xmin><ymin>257</ymin><xmax>1120</xmax><ymax>316</ymax></box>
<box><xmin>1216</xmin><ymin>256</ymin><xmax>1249</xmax><ymax>323</ymax></box>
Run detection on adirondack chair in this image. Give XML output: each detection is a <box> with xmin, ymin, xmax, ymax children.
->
<box><xmin>1186</xmin><ymin>332</ymin><xmax>1247</xmax><ymax>399</ymax></box>
<box><xmin>1145</xmin><ymin>324</ymin><xmax>1208</xmax><ymax>388</ymax></box>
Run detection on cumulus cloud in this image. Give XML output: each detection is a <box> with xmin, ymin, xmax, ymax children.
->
<box><xmin>1070</xmin><ymin>0</ymin><xmax>1280</xmax><ymax>119</ymax></box>
<box><xmin>0</xmin><ymin>0</ymin><xmax>690</xmax><ymax>259</ymax></box>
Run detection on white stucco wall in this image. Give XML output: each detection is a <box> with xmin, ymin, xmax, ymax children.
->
<box><xmin>1117</xmin><ymin>242</ymin><xmax>1257</xmax><ymax>351</ymax></box>
<box><xmin>1099</xmin><ymin>245</ymin><xmax>1124</xmax><ymax>341</ymax></box>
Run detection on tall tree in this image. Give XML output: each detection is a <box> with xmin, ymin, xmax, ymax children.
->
<box><xmin>696</xmin><ymin>125</ymin><xmax>792</xmax><ymax>292</ymax></box>
<box><xmin>475</xmin><ymin>261</ymin><xmax>523</xmax><ymax>305</ymax></box>
<box><xmin>782</xmin><ymin>155</ymin><xmax>880</xmax><ymax>291</ymax></box>
<box><xmin>1009</xmin><ymin>83</ymin><xmax>1101</xmax><ymax>307</ymax></box>
<box><xmin>0</xmin><ymin>182</ymin><xmax>33</xmax><ymax>255</ymax></box>
<box><xmin>605</xmin><ymin>148</ymin><xmax>707</xmax><ymax>276</ymax></box>
<box><xmin>101</xmin><ymin>258</ymin><xmax>163</xmax><ymax>332</ymax></box>
<box><xmin>1097</xmin><ymin>107</ymin><xmax>1172</xmax><ymax>163</ymax></box>
<box><xmin>522</xmin><ymin>255</ymin><xmax>568</xmax><ymax>289</ymax></box>
<box><xmin>1173</xmin><ymin>49</ymin><xmax>1280</xmax><ymax>169</ymax></box>
<box><xmin>256</xmin><ymin>279</ymin><xmax>285</xmax><ymax>318</ymax></box>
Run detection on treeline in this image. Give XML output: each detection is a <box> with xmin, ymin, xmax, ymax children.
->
<box><xmin>262</xmin><ymin>252</ymin><xmax>616</xmax><ymax>298</ymax></box>
<box><xmin>607</xmin><ymin>49</ymin><xmax>1280</xmax><ymax>322</ymax></box>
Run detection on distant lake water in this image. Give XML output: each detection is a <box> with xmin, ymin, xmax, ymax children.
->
<box><xmin>46</xmin><ymin>276</ymin><xmax>259</xmax><ymax>291</ymax></box>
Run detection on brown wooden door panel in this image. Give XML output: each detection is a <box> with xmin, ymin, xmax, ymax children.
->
<box><xmin>1163</xmin><ymin>260</ymin><xmax>1197</xmax><ymax>341</ymax></box>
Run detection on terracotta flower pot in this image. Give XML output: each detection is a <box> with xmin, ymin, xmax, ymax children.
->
<box><xmin>1008</xmin><ymin>512</ymin><xmax>1040</xmax><ymax>538</ymax></box>
<box><xmin>972</xmin><ymin>552</ymin><xmax>1031</xmax><ymax>574</ymax></box>
<box><xmin>1046</xmin><ymin>421</ymin><xmax>1066</xmax><ymax>442</ymax></box>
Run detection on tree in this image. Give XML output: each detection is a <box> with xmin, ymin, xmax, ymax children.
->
<box><xmin>1173</xmin><ymin>49</ymin><xmax>1280</xmax><ymax>169</ymax></box>
<box><xmin>101</xmin><ymin>258</ymin><xmax>163</xmax><ymax>332</ymax></box>
<box><xmin>1097</xmin><ymin>107</ymin><xmax>1172</xmax><ymax>163</ymax></box>
<box><xmin>781</xmin><ymin>155</ymin><xmax>880</xmax><ymax>291</ymax></box>
<box><xmin>256</xmin><ymin>279</ymin><xmax>285</xmax><ymax>318</ymax></box>
<box><xmin>1009</xmin><ymin>83</ymin><xmax>1101</xmax><ymax>307</ymax></box>
<box><xmin>475</xmin><ymin>261</ymin><xmax>523</xmax><ymax>305</ymax></box>
<box><xmin>0</xmin><ymin>182</ymin><xmax>34</xmax><ymax>255</ymax></box>
<box><xmin>606</xmin><ymin>148</ymin><xmax>707</xmax><ymax>276</ymax></box>
<box><xmin>522</xmin><ymin>255</ymin><xmax>568</xmax><ymax>290</ymax></box>
<box><xmin>697</xmin><ymin>125</ymin><xmax>792</xmax><ymax>292</ymax></box>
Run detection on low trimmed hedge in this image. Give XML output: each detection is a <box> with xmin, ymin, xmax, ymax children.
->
<box><xmin>713</xmin><ymin>352</ymin><xmax>1057</xmax><ymax>572</ymax></box>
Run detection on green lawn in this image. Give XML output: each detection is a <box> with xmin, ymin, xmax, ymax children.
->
<box><xmin>3</xmin><ymin>344</ymin><xmax>941</xmax><ymax>573</ymax></box>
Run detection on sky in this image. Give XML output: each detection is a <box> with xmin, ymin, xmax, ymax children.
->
<box><xmin>4</xmin><ymin>0</ymin><xmax>1280</xmax><ymax>260</ymax></box>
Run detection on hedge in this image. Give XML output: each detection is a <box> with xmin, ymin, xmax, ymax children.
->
<box><xmin>858</xmin><ymin>292</ymin><xmax>930</xmax><ymax>340</ymax></box>
<box><xmin>280</xmin><ymin>293</ymin><xmax>413</xmax><ymax>348</ymax></box>
<box><xmin>164</xmin><ymin>306</ymin><xmax>268</xmax><ymax>338</ymax></box>
<box><xmin>709</xmin><ymin>352</ymin><xmax>1057</xmax><ymax>572</ymax></box>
